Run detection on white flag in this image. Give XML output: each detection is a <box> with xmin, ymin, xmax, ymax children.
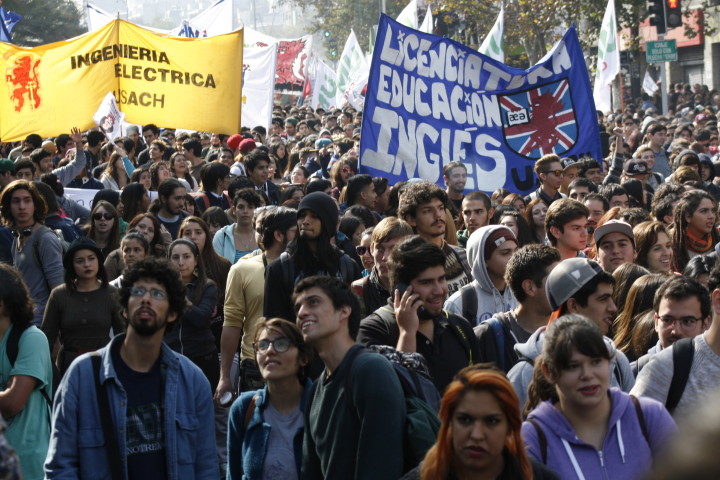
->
<box><xmin>242</xmin><ymin>44</ymin><xmax>278</xmax><ymax>129</ymax></box>
<box><xmin>643</xmin><ymin>70</ymin><xmax>659</xmax><ymax>96</ymax></box>
<box><xmin>175</xmin><ymin>0</ymin><xmax>233</xmax><ymax>38</ymax></box>
<box><xmin>478</xmin><ymin>4</ymin><xmax>504</xmax><ymax>62</ymax></box>
<box><xmin>85</xmin><ymin>3</ymin><xmax>115</xmax><ymax>32</ymax></box>
<box><xmin>396</xmin><ymin>0</ymin><xmax>418</xmax><ymax>28</ymax></box>
<box><xmin>345</xmin><ymin>64</ymin><xmax>370</xmax><ymax>111</ymax></box>
<box><xmin>335</xmin><ymin>30</ymin><xmax>368</xmax><ymax>107</ymax></box>
<box><xmin>419</xmin><ymin>7</ymin><xmax>433</xmax><ymax>34</ymax></box>
<box><xmin>311</xmin><ymin>61</ymin><xmax>338</xmax><ymax>110</ymax></box>
<box><xmin>593</xmin><ymin>0</ymin><xmax>620</xmax><ymax>113</ymax></box>
<box><xmin>93</xmin><ymin>92</ymin><xmax>125</xmax><ymax>141</ymax></box>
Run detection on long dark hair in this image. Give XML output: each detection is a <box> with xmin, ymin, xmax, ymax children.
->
<box><xmin>168</xmin><ymin>238</ymin><xmax>207</xmax><ymax>305</ymax></box>
<box><xmin>120</xmin><ymin>183</ymin><xmax>147</xmax><ymax>222</ymax></box>
<box><xmin>86</xmin><ymin>200</ymin><xmax>120</xmax><ymax>253</ymax></box>
<box><xmin>672</xmin><ymin>190</ymin><xmax>720</xmax><ymax>272</ymax></box>
<box><xmin>288</xmin><ymin>227</ymin><xmax>340</xmax><ymax>276</ymax></box>
<box><xmin>0</xmin><ymin>264</ymin><xmax>34</xmax><ymax>329</ymax></box>
<box><xmin>64</xmin><ymin>247</ymin><xmax>109</xmax><ymax>292</ymax></box>
<box><xmin>178</xmin><ymin>216</ymin><xmax>230</xmax><ymax>306</ymax></box>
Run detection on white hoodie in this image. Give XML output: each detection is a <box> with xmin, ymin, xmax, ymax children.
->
<box><xmin>444</xmin><ymin>225</ymin><xmax>518</xmax><ymax>326</ymax></box>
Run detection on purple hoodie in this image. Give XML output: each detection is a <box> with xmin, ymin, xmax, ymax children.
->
<box><xmin>522</xmin><ymin>388</ymin><xmax>676</xmax><ymax>480</ymax></box>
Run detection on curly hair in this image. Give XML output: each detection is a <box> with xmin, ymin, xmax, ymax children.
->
<box><xmin>119</xmin><ymin>257</ymin><xmax>187</xmax><ymax>319</ymax></box>
<box><xmin>397</xmin><ymin>181</ymin><xmax>448</xmax><ymax>220</ymax></box>
<box><xmin>0</xmin><ymin>180</ymin><xmax>47</xmax><ymax>226</ymax></box>
<box><xmin>0</xmin><ymin>264</ymin><xmax>34</xmax><ymax>328</ymax></box>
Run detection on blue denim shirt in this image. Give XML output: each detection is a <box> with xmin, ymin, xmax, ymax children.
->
<box><xmin>227</xmin><ymin>379</ymin><xmax>313</xmax><ymax>479</ymax></box>
<box><xmin>44</xmin><ymin>334</ymin><xmax>218</xmax><ymax>479</ymax></box>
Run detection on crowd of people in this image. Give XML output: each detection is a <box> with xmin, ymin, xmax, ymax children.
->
<box><xmin>0</xmin><ymin>86</ymin><xmax>718</xmax><ymax>479</ymax></box>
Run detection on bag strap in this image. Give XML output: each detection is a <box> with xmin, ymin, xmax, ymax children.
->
<box><xmin>280</xmin><ymin>251</ymin><xmax>293</xmax><ymax>291</ymax></box>
<box><xmin>6</xmin><ymin>324</ymin><xmax>53</xmax><ymax>407</ymax></box>
<box><xmin>630</xmin><ymin>395</ymin><xmax>650</xmax><ymax>446</ymax></box>
<box><xmin>667</xmin><ymin>337</ymin><xmax>695</xmax><ymax>412</ymax></box>
<box><xmin>460</xmin><ymin>284</ymin><xmax>477</xmax><ymax>325</ymax></box>
<box><xmin>527</xmin><ymin>418</ymin><xmax>547</xmax><ymax>464</ymax></box>
<box><xmin>485</xmin><ymin>317</ymin><xmax>506</xmax><ymax>372</ymax></box>
<box><xmin>446</xmin><ymin>313</ymin><xmax>473</xmax><ymax>365</ymax></box>
<box><xmin>91</xmin><ymin>354</ymin><xmax>124</xmax><ymax>480</ymax></box>
<box><xmin>32</xmin><ymin>226</ymin><xmax>53</xmax><ymax>293</ymax></box>
<box><xmin>342</xmin><ymin>347</ymin><xmax>368</xmax><ymax>418</ymax></box>
<box><xmin>243</xmin><ymin>394</ymin><xmax>259</xmax><ymax>430</ymax></box>
<box><xmin>199</xmin><ymin>193</ymin><xmax>210</xmax><ymax>210</ymax></box>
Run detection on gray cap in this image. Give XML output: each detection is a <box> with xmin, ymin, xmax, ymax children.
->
<box><xmin>593</xmin><ymin>220</ymin><xmax>635</xmax><ymax>247</ymax></box>
<box><xmin>546</xmin><ymin>257</ymin><xmax>604</xmax><ymax>311</ymax></box>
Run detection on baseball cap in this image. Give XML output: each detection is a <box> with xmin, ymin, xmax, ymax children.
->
<box><xmin>315</xmin><ymin>138</ymin><xmax>332</xmax><ymax>149</ymax></box>
<box><xmin>561</xmin><ymin>158</ymin><xmax>579</xmax><ymax>171</ymax></box>
<box><xmin>623</xmin><ymin>160</ymin><xmax>648</xmax><ymax>176</ymax></box>
<box><xmin>546</xmin><ymin>257</ymin><xmax>604</xmax><ymax>311</ymax></box>
<box><xmin>593</xmin><ymin>220</ymin><xmax>635</xmax><ymax>247</ymax></box>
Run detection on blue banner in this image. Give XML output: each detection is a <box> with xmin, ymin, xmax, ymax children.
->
<box><xmin>0</xmin><ymin>6</ymin><xmax>21</xmax><ymax>43</ymax></box>
<box><xmin>359</xmin><ymin>15</ymin><xmax>602</xmax><ymax>195</ymax></box>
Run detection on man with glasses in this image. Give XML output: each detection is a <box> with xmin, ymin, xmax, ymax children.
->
<box><xmin>524</xmin><ymin>154</ymin><xmax>565</xmax><ymax>206</ymax></box>
<box><xmin>632</xmin><ymin>273</ymin><xmax>718</xmax><ymax>419</ymax></box>
<box><xmin>46</xmin><ymin>258</ymin><xmax>218</xmax><ymax>479</ymax></box>
<box><xmin>633</xmin><ymin>276</ymin><xmax>710</xmax><ymax>375</ymax></box>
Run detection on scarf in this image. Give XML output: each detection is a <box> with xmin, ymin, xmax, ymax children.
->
<box><xmin>686</xmin><ymin>228</ymin><xmax>714</xmax><ymax>253</ymax></box>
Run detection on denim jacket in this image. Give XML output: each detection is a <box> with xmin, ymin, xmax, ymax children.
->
<box><xmin>227</xmin><ymin>378</ymin><xmax>313</xmax><ymax>479</ymax></box>
<box><xmin>44</xmin><ymin>334</ymin><xmax>218</xmax><ymax>480</ymax></box>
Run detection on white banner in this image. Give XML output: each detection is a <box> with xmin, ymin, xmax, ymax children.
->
<box><xmin>478</xmin><ymin>4</ymin><xmax>504</xmax><ymax>62</ymax></box>
<box><xmin>175</xmin><ymin>0</ymin><xmax>233</xmax><ymax>38</ymax></box>
<box><xmin>419</xmin><ymin>7</ymin><xmax>433</xmax><ymax>34</ymax></box>
<box><xmin>396</xmin><ymin>0</ymin><xmax>418</xmax><ymax>28</ymax></box>
<box><xmin>93</xmin><ymin>92</ymin><xmax>126</xmax><ymax>142</ymax></box>
<box><xmin>643</xmin><ymin>70</ymin><xmax>659</xmax><ymax>95</ymax></box>
<box><xmin>593</xmin><ymin>0</ymin><xmax>620</xmax><ymax>113</ymax></box>
<box><xmin>64</xmin><ymin>188</ymin><xmax>157</xmax><ymax>211</ymax></box>
<box><xmin>335</xmin><ymin>30</ymin><xmax>367</xmax><ymax>107</ymax></box>
<box><xmin>242</xmin><ymin>44</ymin><xmax>278</xmax><ymax>129</ymax></box>
<box><xmin>310</xmin><ymin>61</ymin><xmax>338</xmax><ymax>110</ymax></box>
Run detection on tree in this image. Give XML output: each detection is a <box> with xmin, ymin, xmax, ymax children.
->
<box><xmin>3</xmin><ymin>0</ymin><xmax>85</xmax><ymax>47</ymax></box>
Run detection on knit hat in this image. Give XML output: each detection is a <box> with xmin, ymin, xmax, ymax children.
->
<box><xmin>546</xmin><ymin>257</ymin><xmax>604</xmax><ymax>311</ymax></box>
<box><xmin>238</xmin><ymin>138</ymin><xmax>257</xmax><ymax>155</ymax></box>
<box><xmin>227</xmin><ymin>134</ymin><xmax>243</xmax><ymax>151</ymax></box>
<box><xmin>63</xmin><ymin>237</ymin><xmax>105</xmax><ymax>269</ymax></box>
<box><xmin>484</xmin><ymin>227</ymin><xmax>517</xmax><ymax>261</ymax></box>
<box><xmin>297</xmin><ymin>192</ymin><xmax>338</xmax><ymax>238</ymax></box>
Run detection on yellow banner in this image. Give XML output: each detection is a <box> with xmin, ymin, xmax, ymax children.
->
<box><xmin>0</xmin><ymin>20</ymin><xmax>243</xmax><ymax>141</ymax></box>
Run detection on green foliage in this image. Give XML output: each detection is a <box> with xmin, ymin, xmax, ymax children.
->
<box><xmin>3</xmin><ymin>0</ymin><xmax>85</xmax><ymax>46</ymax></box>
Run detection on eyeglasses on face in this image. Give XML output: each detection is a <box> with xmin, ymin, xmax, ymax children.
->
<box><xmin>128</xmin><ymin>286</ymin><xmax>168</xmax><ymax>300</ymax></box>
<box><xmin>657</xmin><ymin>315</ymin><xmax>704</xmax><ymax>328</ymax></box>
<box><xmin>253</xmin><ymin>337</ymin><xmax>292</xmax><ymax>353</ymax></box>
<box><xmin>93</xmin><ymin>212</ymin><xmax>114</xmax><ymax>221</ymax></box>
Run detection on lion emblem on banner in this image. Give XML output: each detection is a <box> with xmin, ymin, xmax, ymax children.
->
<box><xmin>6</xmin><ymin>54</ymin><xmax>41</xmax><ymax>112</ymax></box>
<box><xmin>276</xmin><ymin>39</ymin><xmax>308</xmax><ymax>91</ymax></box>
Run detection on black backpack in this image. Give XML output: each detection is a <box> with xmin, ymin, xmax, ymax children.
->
<box><xmin>6</xmin><ymin>323</ymin><xmax>56</xmax><ymax>406</ymax></box>
<box><xmin>666</xmin><ymin>337</ymin><xmax>695</xmax><ymax>413</ymax></box>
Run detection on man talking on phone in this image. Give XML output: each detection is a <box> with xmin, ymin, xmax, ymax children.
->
<box><xmin>357</xmin><ymin>235</ymin><xmax>479</xmax><ymax>391</ymax></box>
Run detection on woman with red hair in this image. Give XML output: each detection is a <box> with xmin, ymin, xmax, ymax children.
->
<box><xmin>402</xmin><ymin>367</ymin><xmax>559</xmax><ymax>479</ymax></box>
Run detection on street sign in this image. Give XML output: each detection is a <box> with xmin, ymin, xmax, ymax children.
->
<box><xmin>646</xmin><ymin>39</ymin><xmax>678</xmax><ymax>62</ymax></box>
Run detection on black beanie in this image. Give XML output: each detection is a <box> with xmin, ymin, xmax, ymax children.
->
<box><xmin>297</xmin><ymin>192</ymin><xmax>338</xmax><ymax>237</ymax></box>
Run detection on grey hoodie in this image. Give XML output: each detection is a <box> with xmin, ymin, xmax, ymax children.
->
<box><xmin>444</xmin><ymin>225</ymin><xmax>518</xmax><ymax>326</ymax></box>
<box><xmin>508</xmin><ymin>326</ymin><xmax>636</xmax><ymax>409</ymax></box>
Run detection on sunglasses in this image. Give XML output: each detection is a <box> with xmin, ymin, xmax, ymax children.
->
<box><xmin>93</xmin><ymin>212</ymin><xmax>114</xmax><ymax>221</ymax></box>
<box><xmin>253</xmin><ymin>337</ymin><xmax>292</xmax><ymax>353</ymax></box>
<box><xmin>356</xmin><ymin>246</ymin><xmax>369</xmax><ymax>256</ymax></box>
<box><xmin>543</xmin><ymin>170</ymin><xmax>564</xmax><ymax>177</ymax></box>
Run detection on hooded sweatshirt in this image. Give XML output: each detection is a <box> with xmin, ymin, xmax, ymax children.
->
<box><xmin>522</xmin><ymin>388</ymin><xmax>676</xmax><ymax>480</ymax></box>
<box><xmin>508</xmin><ymin>327</ymin><xmax>636</xmax><ymax>409</ymax></box>
<box><xmin>444</xmin><ymin>225</ymin><xmax>518</xmax><ymax>326</ymax></box>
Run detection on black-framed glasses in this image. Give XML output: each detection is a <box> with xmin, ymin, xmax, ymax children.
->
<box><xmin>543</xmin><ymin>170</ymin><xmax>564</xmax><ymax>176</ymax></box>
<box><xmin>657</xmin><ymin>315</ymin><xmax>704</xmax><ymax>328</ymax></box>
<box><xmin>356</xmin><ymin>246</ymin><xmax>369</xmax><ymax>256</ymax></box>
<box><xmin>129</xmin><ymin>286</ymin><xmax>168</xmax><ymax>300</ymax></box>
<box><xmin>253</xmin><ymin>337</ymin><xmax>292</xmax><ymax>353</ymax></box>
<box><xmin>93</xmin><ymin>212</ymin><xmax>114</xmax><ymax>221</ymax></box>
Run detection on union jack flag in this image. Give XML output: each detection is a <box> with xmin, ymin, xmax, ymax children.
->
<box><xmin>499</xmin><ymin>79</ymin><xmax>578</xmax><ymax>160</ymax></box>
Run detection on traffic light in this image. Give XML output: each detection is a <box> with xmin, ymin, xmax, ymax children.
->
<box><xmin>665</xmin><ymin>0</ymin><xmax>682</xmax><ymax>29</ymax></box>
<box><xmin>648</xmin><ymin>0</ymin><xmax>666</xmax><ymax>34</ymax></box>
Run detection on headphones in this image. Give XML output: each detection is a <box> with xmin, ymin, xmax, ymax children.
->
<box><xmin>11</xmin><ymin>224</ymin><xmax>34</xmax><ymax>238</ymax></box>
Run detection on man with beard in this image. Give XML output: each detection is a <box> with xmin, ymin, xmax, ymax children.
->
<box><xmin>149</xmin><ymin>178</ymin><xmax>188</xmax><ymax>240</ymax></box>
<box><xmin>45</xmin><ymin>258</ymin><xmax>217</xmax><ymax>479</ymax></box>
<box><xmin>442</xmin><ymin>161</ymin><xmax>467</xmax><ymax>223</ymax></box>
<box><xmin>263</xmin><ymin>192</ymin><xmax>361</xmax><ymax>322</ymax></box>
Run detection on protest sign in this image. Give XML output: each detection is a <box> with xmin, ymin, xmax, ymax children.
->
<box><xmin>93</xmin><ymin>91</ymin><xmax>126</xmax><ymax>141</ymax></box>
<box><xmin>0</xmin><ymin>19</ymin><xmax>243</xmax><ymax>141</ymax></box>
<box><xmin>359</xmin><ymin>15</ymin><xmax>601</xmax><ymax>195</ymax></box>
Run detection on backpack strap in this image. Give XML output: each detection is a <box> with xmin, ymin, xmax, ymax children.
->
<box><xmin>630</xmin><ymin>395</ymin><xmax>650</xmax><ymax>446</ymax></box>
<box><xmin>243</xmin><ymin>394</ymin><xmax>259</xmax><ymax>430</ymax></box>
<box><xmin>199</xmin><ymin>193</ymin><xmax>210</xmax><ymax>211</ymax></box>
<box><xmin>279</xmin><ymin>251</ymin><xmax>294</xmax><ymax>291</ymax></box>
<box><xmin>459</xmin><ymin>284</ymin><xmax>478</xmax><ymax>325</ymax></box>
<box><xmin>342</xmin><ymin>347</ymin><xmax>368</xmax><ymax>418</ymax></box>
<box><xmin>484</xmin><ymin>317</ymin><xmax>506</xmax><ymax>372</ymax></box>
<box><xmin>32</xmin><ymin>226</ymin><xmax>54</xmax><ymax>293</ymax></box>
<box><xmin>527</xmin><ymin>418</ymin><xmax>547</xmax><ymax>464</ymax></box>
<box><xmin>445</xmin><ymin>313</ymin><xmax>473</xmax><ymax>365</ymax></box>
<box><xmin>667</xmin><ymin>337</ymin><xmax>695</xmax><ymax>413</ymax></box>
<box><xmin>91</xmin><ymin>353</ymin><xmax>124</xmax><ymax>480</ymax></box>
<box><xmin>5</xmin><ymin>324</ymin><xmax>53</xmax><ymax>407</ymax></box>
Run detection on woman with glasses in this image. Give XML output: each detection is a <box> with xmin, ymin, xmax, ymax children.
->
<box><xmin>522</xmin><ymin>315</ymin><xmax>676</xmax><ymax>480</ymax></box>
<box><xmin>227</xmin><ymin>317</ymin><xmax>313</xmax><ymax>480</ymax></box>
<box><xmin>165</xmin><ymin>238</ymin><xmax>219</xmax><ymax>393</ymax></box>
<box><xmin>42</xmin><ymin>238</ymin><xmax>124</xmax><ymax>376</ymax></box>
<box><xmin>85</xmin><ymin>200</ymin><xmax>120</xmax><ymax>258</ymax></box>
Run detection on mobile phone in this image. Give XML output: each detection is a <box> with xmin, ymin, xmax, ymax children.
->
<box><xmin>395</xmin><ymin>282</ymin><xmax>433</xmax><ymax>319</ymax></box>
